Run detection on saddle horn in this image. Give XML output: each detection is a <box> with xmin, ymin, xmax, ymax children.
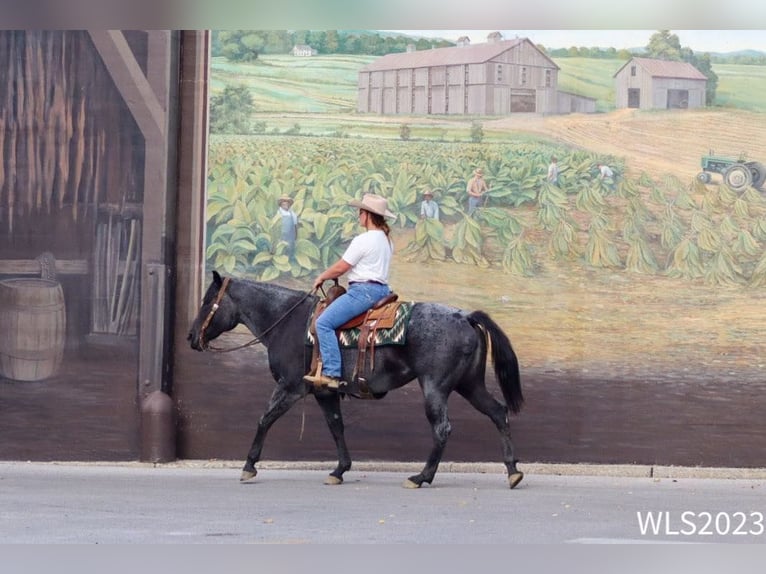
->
<box><xmin>319</xmin><ymin>278</ymin><xmax>341</xmax><ymax>299</ymax></box>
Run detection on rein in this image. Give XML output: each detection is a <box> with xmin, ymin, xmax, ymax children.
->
<box><xmin>201</xmin><ymin>278</ymin><xmax>315</xmax><ymax>353</ymax></box>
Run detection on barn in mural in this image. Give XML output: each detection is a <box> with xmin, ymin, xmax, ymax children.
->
<box><xmin>2</xmin><ymin>29</ymin><xmax>766</xmax><ymax>473</ymax></box>
<box><xmin>614</xmin><ymin>56</ymin><xmax>708</xmax><ymax>109</ymax></box>
<box><xmin>357</xmin><ymin>33</ymin><xmax>595</xmax><ymax>115</ymax></box>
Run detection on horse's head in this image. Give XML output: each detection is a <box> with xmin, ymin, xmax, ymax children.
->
<box><xmin>188</xmin><ymin>271</ymin><xmax>239</xmax><ymax>351</ymax></box>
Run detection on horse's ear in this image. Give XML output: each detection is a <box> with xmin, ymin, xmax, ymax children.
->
<box><xmin>212</xmin><ymin>270</ymin><xmax>222</xmax><ymax>286</ymax></box>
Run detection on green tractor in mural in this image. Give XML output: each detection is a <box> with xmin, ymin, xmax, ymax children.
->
<box><xmin>697</xmin><ymin>152</ymin><xmax>766</xmax><ymax>192</ymax></box>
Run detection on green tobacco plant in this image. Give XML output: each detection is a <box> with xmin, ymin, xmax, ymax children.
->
<box><xmin>616</xmin><ymin>177</ymin><xmax>640</xmax><ymax>199</ymax></box>
<box><xmin>489</xmin><ymin>160</ymin><xmax>540</xmax><ymax>207</ymax></box>
<box><xmin>624</xmin><ymin>228</ymin><xmax>659</xmax><ymax>274</ymax></box>
<box><xmin>751</xmin><ymin>218</ymin><xmax>766</xmax><ymax>241</ymax></box>
<box><xmin>734</xmin><ymin>229</ymin><xmax>761</xmax><ymax>258</ymax></box>
<box><xmin>475</xmin><ymin>208</ymin><xmax>534</xmax><ymax>273</ymax></box>
<box><xmin>734</xmin><ymin>196</ymin><xmax>752</xmax><ymax>218</ymax></box>
<box><xmin>206</xmin><ymin>223</ymin><xmax>258</xmax><ymax>274</ymax></box>
<box><xmin>549</xmin><ymin>218</ymin><xmax>579</xmax><ymax>259</ymax></box>
<box><xmin>385</xmin><ymin>169</ymin><xmax>419</xmax><ymax>227</ymax></box>
<box><xmin>502</xmin><ymin>232</ymin><xmax>535</xmax><ymax>276</ymax></box>
<box><xmin>704</xmin><ymin>245</ymin><xmax>744</xmax><ymax>286</ymax></box>
<box><xmin>673</xmin><ymin>187</ymin><xmax>697</xmax><ymax>211</ymax></box>
<box><xmin>403</xmin><ymin>218</ymin><xmax>447</xmax><ymax>262</ymax></box>
<box><xmin>562</xmin><ymin>153</ymin><xmax>599</xmax><ymax>191</ymax></box>
<box><xmin>575</xmin><ymin>182</ymin><xmax>607</xmax><ymax>213</ymax></box>
<box><xmin>748</xmin><ymin>251</ymin><xmax>766</xmax><ymax>287</ymax></box>
<box><xmin>537</xmin><ymin>182</ymin><xmax>569</xmax><ymax>230</ymax></box>
<box><xmin>207</xmin><ymin>178</ymin><xmax>251</xmax><ymax>226</ymax></box>
<box><xmin>584</xmin><ymin>214</ymin><xmax>622</xmax><ymax>269</ymax></box>
<box><xmin>451</xmin><ymin>214</ymin><xmax>489</xmax><ymax>268</ymax></box>
<box><xmin>667</xmin><ymin>237</ymin><xmax>705</xmax><ymax>279</ymax></box>
<box><xmin>659</xmin><ymin>204</ymin><xmax>685</xmax><ymax>250</ymax></box>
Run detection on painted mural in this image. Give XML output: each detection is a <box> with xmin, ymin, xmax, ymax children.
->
<box><xmin>0</xmin><ymin>31</ymin><xmax>147</xmax><ymax>460</ymax></box>
<box><xmin>3</xmin><ymin>29</ymin><xmax>766</xmax><ymax>466</ymax></box>
<box><xmin>206</xmin><ymin>29</ymin><xmax>766</xmax><ymax>395</ymax></box>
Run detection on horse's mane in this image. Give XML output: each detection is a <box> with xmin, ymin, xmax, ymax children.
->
<box><xmin>231</xmin><ymin>278</ymin><xmax>314</xmax><ymax>308</ymax></box>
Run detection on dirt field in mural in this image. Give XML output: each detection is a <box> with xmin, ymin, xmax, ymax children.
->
<box><xmin>488</xmin><ymin>108</ymin><xmax>766</xmax><ymax>181</ymax></box>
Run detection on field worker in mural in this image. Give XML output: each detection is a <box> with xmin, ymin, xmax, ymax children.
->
<box><xmin>420</xmin><ymin>189</ymin><xmax>440</xmax><ymax>221</ymax></box>
<box><xmin>277</xmin><ymin>196</ymin><xmax>298</xmax><ymax>256</ymax></box>
<box><xmin>304</xmin><ymin>193</ymin><xmax>396</xmax><ymax>390</ymax></box>
<box><xmin>467</xmin><ymin>167</ymin><xmax>489</xmax><ymax>215</ymax></box>
<box><xmin>547</xmin><ymin>156</ymin><xmax>559</xmax><ymax>185</ymax></box>
<box><xmin>597</xmin><ymin>162</ymin><xmax>615</xmax><ymax>187</ymax></box>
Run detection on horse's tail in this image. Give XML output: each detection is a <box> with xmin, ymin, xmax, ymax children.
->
<box><xmin>467</xmin><ymin>310</ymin><xmax>524</xmax><ymax>414</ymax></box>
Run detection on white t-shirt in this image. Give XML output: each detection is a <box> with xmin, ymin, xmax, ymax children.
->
<box><xmin>342</xmin><ymin>229</ymin><xmax>392</xmax><ymax>284</ymax></box>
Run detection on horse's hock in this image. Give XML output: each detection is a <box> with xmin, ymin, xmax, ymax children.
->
<box><xmin>0</xmin><ymin>278</ymin><xmax>66</xmax><ymax>382</ymax></box>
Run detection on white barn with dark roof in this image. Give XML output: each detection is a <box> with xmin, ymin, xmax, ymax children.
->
<box><xmin>358</xmin><ymin>34</ymin><xmax>580</xmax><ymax>116</ymax></box>
<box><xmin>614</xmin><ymin>57</ymin><xmax>708</xmax><ymax>110</ymax></box>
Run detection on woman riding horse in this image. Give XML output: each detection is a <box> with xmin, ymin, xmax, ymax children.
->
<box><xmin>304</xmin><ymin>193</ymin><xmax>396</xmax><ymax>391</ymax></box>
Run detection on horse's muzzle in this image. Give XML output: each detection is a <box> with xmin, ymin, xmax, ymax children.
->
<box><xmin>188</xmin><ymin>330</ymin><xmax>206</xmax><ymax>352</ymax></box>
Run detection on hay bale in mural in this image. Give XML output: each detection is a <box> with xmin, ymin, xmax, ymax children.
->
<box><xmin>0</xmin><ymin>278</ymin><xmax>66</xmax><ymax>381</ymax></box>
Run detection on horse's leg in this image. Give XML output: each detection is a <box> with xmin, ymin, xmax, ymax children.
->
<box><xmin>404</xmin><ymin>386</ymin><xmax>451</xmax><ymax>489</ymax></box>
<box><xmin>241</xmin><ymin>384</ymin><xmax>303</xmax><ymax>482</ymax></box>
<box><xmin>457</xmin><ymin>383</ymin><xmax>523</xmax><ymax>489</ymax></box>
<box><xmin>314</xmin><ymin>392</ymin><xmax>352</xmax><ymax>485</ymax></box>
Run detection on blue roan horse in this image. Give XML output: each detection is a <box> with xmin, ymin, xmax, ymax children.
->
<box><xmin>188</xmin><ymin>271</ymin><xmax>524</xmax><ymax>489</ymax></box>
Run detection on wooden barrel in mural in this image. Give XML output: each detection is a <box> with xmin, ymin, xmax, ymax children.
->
<box><xmin>0</xmin><ymin>278</ymin><xmax>66</xmax><ymax>381</ymax></box>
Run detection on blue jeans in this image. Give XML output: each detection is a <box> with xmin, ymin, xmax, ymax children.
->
<box><xmin>315</xmin><ymin>282</ymin><xmax>391</xmax><ymax>378</ymax></box>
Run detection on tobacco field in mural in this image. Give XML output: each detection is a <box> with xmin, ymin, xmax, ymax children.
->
<box><xmin>207</xmin><ymin>135</ymin><xmax>766</xmax><ymax>288</ymax></box>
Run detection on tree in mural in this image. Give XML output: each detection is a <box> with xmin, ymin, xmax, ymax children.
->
<box><xmin>646</xmin><ymin>30</ymin><xmax>719</xmax><ymax>105</ymax></box>
<box><xmin>209</xmin><ymin>85</ymin><xmax>256</xmax><ymax>134</ymax></box>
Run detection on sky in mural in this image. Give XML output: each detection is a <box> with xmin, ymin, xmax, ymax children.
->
<box><xmin>383</xmin><ymin>30</ymin><xmax>766</xmax><ymax>53</ymax></box>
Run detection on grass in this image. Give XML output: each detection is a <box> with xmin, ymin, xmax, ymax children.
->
<box><xmin>553</xmin><ymin>57</ymin><xmax>624</xmax><ymax>111</ymax></box>
<box><xmin>711</xmin><ymin>63</ymin><xmax>766</xmax><ymax>111</ymax></box>
<box><xmin>211</xmin><ymin>55</ymin><xmax>374</xmax><ymax>113</ymax></box>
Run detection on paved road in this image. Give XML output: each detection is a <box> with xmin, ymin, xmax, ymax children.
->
<box><xmin>2</xmin><ymin>462</ymin><xmax>765</xmax><ymax>544</ymax></box>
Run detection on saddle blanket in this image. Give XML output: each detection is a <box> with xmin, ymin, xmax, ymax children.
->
<box><xmin>306</xmin><ymin>302</ymin><xmax>413</xmax><ymax>348</ymax></box>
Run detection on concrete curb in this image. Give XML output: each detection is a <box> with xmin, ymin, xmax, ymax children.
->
<box><xmin>8</xmin><ymin>459</ymin><xmax>766</xmax><ymax>480</ymax></box>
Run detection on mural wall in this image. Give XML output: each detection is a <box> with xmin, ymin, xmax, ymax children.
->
<box><xmin>3</xmin><ymin>29</ymin><xmax>765</xmax><ymax>468</ymax></box>
<box><xmin>175</xmin><ymin>29</ymin><xmax>766</xmax><ymax>467</ymax></box>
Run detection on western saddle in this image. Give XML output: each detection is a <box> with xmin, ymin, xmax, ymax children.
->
<box><xmin>308</xmin><ymin>283</ymin><xmax>401</xmax><ymax>398</ymax></box>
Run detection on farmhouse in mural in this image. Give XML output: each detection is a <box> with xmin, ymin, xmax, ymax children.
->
<box><xmin>357</xmin><ymin>32</ymin><xmax>596</xmax><ymax>116</ymax></box>
<box><xmin>614</xmin><ymin>56</ymin><xmax>707</xmax><ymax>110</ymax></box>
<box><xmin>291</xmin><ymin>44</ymin><xmax>317</xmax><ymax>57</ymax></box>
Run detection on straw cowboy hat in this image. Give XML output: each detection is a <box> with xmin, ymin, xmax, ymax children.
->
<box><xmin>474</xmin><ymin>168</ymin><xmax>484</xmax><ymax>176</ymax></box>
<box><xmin>348</xmin><ymin>193</ymin><xmax>396</xmax><ymax>219</ymax></box>
<box><xmin>277</xmin><ymin>196</ymin><xmax>294</xmax><ymax>206</ymax></box>
<box><xmin>423</xmin><ymin>189</ymin><xmax>434</xmax><ymax>197</ymax></box>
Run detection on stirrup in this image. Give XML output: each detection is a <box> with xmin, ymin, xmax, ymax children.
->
<box><xmin>303</xmin><ymin>373</ymin><xmax>343</xmax><ymax>390</ymax></box>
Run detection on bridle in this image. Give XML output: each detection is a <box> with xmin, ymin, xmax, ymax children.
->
<box><xmin>197</xmin><ymin>276</ymin><xmax>315</xmax><ymax>353</ymax></box>
<box><xmin>197</xmin><ymin>277</ymin><xmax>231</xmax><ymax>350</ymax></box>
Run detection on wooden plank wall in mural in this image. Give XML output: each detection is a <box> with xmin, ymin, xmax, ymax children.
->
<box><xmin>0</xmin><ymin>30</ymin><xmax>145</xmax><ymax>336</ymax></box>
<box><xmin>0</xmin><ymin>30</ymin><xmax>145</xmax><ymax>461</ymax></box>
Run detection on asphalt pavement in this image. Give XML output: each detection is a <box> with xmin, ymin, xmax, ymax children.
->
<box><xmin>2</xmin><ymin>461</ymin><xmax>766</xmax><ymax>544</ymax></box>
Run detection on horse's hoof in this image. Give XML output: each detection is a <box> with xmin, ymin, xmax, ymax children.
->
<box><xmin>508</xmin><ymin>472</ymin><xmax>524</xmax><ymax>489</ymax></box>
<box><xmin>324</xmin><ymin>475</ymin><xmax>343</xmax><ymax>485</ymax></box>
<box><xmin>240</xmin><ymin>469</ymin><xmax>258</xmax><ymax>482</ymax></box>
<box><xmin>402</xmin><ymin>479</ymin><xmax>421</xmax><ymax>489</ymax></box>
